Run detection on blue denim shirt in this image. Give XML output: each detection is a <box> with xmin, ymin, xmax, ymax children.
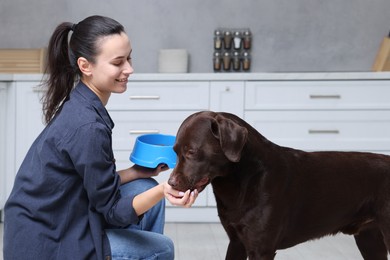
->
<box><xmin>4</xmin><ymin>81</ymin><xmax>139</xmax><ymax>260</ymax></box>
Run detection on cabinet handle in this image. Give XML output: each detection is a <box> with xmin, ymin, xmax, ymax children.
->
<box><xmin>32</xmin><ymin>86</ymin><xmax>46</xmax><ymax>93</ymax></box>
<box><xmin>129</xmin><ymin>130</ymin><xmax>160</xmax><ymax>135</ymax></box>
<box><xmin>129</xmin><ymin>95</ymin><xmax>160</xmax><ymax>100</ymax></box>
<box><xmin>309</xmin><ymin>94</ymin><xmax>341</xmax><ymax>99</ymax></box>
<box><xmin>308</xmin><ymin>129</ymin><xmax>340</xmax><ymax>134</ymax></box>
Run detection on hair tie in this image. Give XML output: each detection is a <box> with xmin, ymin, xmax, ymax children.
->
<box><xmin>71</xmin><ymin>23</ymin><xmax>78</xmax><ymax>31</ymax></box>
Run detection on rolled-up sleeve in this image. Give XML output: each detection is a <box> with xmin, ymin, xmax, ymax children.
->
<box><xmin>63</xmin><ymin>122</ymin><xmax>139</xmax><ymax>227</ymax></box>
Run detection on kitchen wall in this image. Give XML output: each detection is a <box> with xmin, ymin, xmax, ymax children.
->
<box><xmin>0</xmin><ymin>0</ymin><xmax>389</xmax><ymax>73</ymax></box>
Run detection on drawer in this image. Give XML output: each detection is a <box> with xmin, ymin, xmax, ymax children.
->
<box><xmin>110</xmin><ymin>111</ymin><xmax>195</xmax><ymax>151</ymax></box>
<box><xmin>244</xmin><ymin>110</ymin><xmax>390</xmax><ymax>151</ymax></box>
<box><xmin>106</xmin><ymin>81</ymin><xmax>209</xmax><ymax>110</ymax></box>
<box><xmin>245</xmin><ymin>81</ymin><xmax>390</xmax><ymax>110</ymax></box>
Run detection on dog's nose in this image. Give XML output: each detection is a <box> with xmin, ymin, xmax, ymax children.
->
<box><xmin>168</xmin><ymin>175</ymin><xmax>179</xmax><ymax>188</ymax></box>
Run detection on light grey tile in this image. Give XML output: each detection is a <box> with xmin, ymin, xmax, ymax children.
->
<box><xmin>2</xmin><ymin>222</ymin><xmax>389</xmax><ymax>260</ymax></box>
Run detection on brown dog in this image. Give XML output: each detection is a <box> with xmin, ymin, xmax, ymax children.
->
<box><xmin>168</xmin><ymin>111</ymin><xmax>390</xmax><ymax>260</ymax></box>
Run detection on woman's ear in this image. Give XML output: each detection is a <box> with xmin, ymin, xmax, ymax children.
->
<box><xmin>77</xmin><ymin>57</ymin><xmax>92</xmax><ymax>76</ymax></box>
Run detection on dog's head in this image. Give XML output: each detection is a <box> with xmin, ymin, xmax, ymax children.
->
<box><xmin>168</xmin><ymin>111</ymin><xmax>248</xmax><ymax>192</ymax></box>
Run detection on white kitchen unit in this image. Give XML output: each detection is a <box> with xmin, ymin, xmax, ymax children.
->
<box><xmin>0</xmin><ymin>81</ymin><xmax>8</xmax><ymax>216</ymax></box>
<box><xmin>106</xmin><ymin>80</ymin><xmax>245</xmax><ymax>221</ymax></box>
<box><xmin>0</xmin><ymin>76</ymin><xmax>45</xmax><ymax>221</ymax></box>
<box><xmin>244</xmin><ymin>80</ymin><xmax>390</xmax><ymax>153</ymax></box>
<box><xmin>14</xmin><ymin>82</ymin><xmax>46</xmax><ymax>167</ymax></box>
<box><xmin>106</xmin><ymin>81</ymin><xmax>212</xmax><ymax>219</ymax></box>
<box><xmin>1</xmin><ymin>72</ymin><xmax>390</xmax><ymax>222</ymax></box>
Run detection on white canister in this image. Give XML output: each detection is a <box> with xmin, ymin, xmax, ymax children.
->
<box><xmin>158</xmin><ymin>49</ymin><xmax>188</xmax><ymax>73</ymax></box>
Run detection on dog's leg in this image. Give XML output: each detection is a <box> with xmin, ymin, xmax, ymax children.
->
<box><xmin>380</xmin><ymin>226</ymin><xmax>390</xmax><ymax>255</ymax></box>
<box><xmin>354</xmin><ymin>227</ymin><xmax>388</xmax><ymax>260</ymax></box>
<box><xmin>377</xmin><ymin>205</ymin><xmax>390</xmax><ymax>255</ymax></box>
<box><xmin>225</xmin><ymin>231</ymin><xmax>276</xmax><ymax>260</ymax></box>
<box><xmin>225</xmin><ymin>239</ymin><xmax>247</xmax><ymax>260</ymax></box>
<box><xmin>248</xmin><ymin>251</ymin><xmax>276</xmax><ymax>260</ymax></box>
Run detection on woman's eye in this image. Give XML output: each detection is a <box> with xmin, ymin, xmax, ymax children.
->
<box><xmin>112</xmin><ymin>61</ymin><xmax>123</xmax><ymax>66</ymax></box>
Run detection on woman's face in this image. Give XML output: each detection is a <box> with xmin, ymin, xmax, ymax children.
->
<box><xmin>80</xmin><ymin>32</ymin><xmax>133</xmax><ymax>105</ymax></box>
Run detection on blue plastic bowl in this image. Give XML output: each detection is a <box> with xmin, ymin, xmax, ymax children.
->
<box><xmin>130</xmin><ymin>134</ymin><xmax>177</xmax><ymax>168</ymax></box>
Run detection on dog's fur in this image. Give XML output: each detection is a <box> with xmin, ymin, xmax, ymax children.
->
<box><xmin>168</xmin><ymin>111</ymin><xmax>390</xmax><ymax>260</ymax></box>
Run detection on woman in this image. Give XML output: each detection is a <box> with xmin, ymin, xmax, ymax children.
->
<box><xmin>3</xmin><ymin>15</ymin><xmax>198</xmax><ymax>260</ymax></box>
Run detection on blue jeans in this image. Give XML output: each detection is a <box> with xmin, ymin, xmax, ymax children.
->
<box><xmin>106</xmin><ymin>178</ymin><xmax>174</xmax><ymax>260</ymax></box>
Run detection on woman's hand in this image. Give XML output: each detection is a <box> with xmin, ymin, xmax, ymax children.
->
<box><xmin>162</xmin><ymin>181</ymin><xmax>198</xmax><ymax>208</ymax></box>
<box><xmin>133</xmin><ymin>181</ymin><xmax>198</xmax><ymax>216</ymax></box>
<box><xmin>118</xmin><ymin>164</ymin><xmax>169</xmax><ymax>184</ymax></box>
<box><xmin>132</xmin><ymin>164</ymin><xmax>169</xmax><ymax>177</ymax></box>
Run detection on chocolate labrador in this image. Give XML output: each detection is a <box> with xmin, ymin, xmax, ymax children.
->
<box><xmin>168</xmin><ymin>111</ymin><xmax>390</xmax><ymax>260</ymax></box>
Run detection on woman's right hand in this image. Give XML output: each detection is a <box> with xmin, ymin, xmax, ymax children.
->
<box><xmin>162</xmin><ymin>181</ymin><xmax>198</xmax><ymax>208</ymax></box>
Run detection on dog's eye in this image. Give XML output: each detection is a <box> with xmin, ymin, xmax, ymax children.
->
<box><xmin>187</xmin><ymin>149</ymin><xmax>196</xmax><ymax>155</ymax></box>
<box><xmin>185</xmin><ymin>149</ymin><xmax>198</xmax><ymax>160</ymax></box>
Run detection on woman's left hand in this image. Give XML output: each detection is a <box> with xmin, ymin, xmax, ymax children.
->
<box><xmin>118</xmin><ymin>164</ymin><xmax>169</xmax><ymax>184</ymax></box>
<box><xmin>132</xmin><ymin>163</ymin><xmax>169</xmax><ymax>177</ymax></box>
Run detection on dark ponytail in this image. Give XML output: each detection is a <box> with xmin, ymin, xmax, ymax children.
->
<box><xmin>42</xmin><ymin>15</ymin><xmax>125</xmax><ymax>124</ymax></box>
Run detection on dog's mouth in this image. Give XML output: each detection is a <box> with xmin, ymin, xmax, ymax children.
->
<box><xmin>192</xmin><ymin>177</ymin><xmax>210</xmax><ymax>193</ymax></box>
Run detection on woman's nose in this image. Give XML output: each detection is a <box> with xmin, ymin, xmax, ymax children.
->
<box><xmin>124</xmin><ymin>60</ymin><xmax>134</xmax><ymax>75</ymax></box>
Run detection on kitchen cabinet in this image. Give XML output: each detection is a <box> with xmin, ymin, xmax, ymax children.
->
<box><xmin>0</xmin><ymin>82</ymin><xmax>7</xmax><ymax>216</ymax></box>
<box><xmin>15</xmin><ymin>82</ymin><xmax>45</xmax><ymax>168</ymax></box>
<box><xmin>0</xmin><ymin>80</ymin><xmax>45</xmax><ymax>221</ymax></box>
<box><xmin>107</xmin><ymin>81</ymin><xmax>217</xmax><ymax>221</ymax></box>
<box><xmin>1</xmin><ymin>72</ymin><xmax>390</xmax><ymax>222</ymax></box>
<box><xmin>244</xmin><ymin>80</ymin><xmax>390</xmax><ymax>154</ymax></box>
<box><xmin>209</xmin><ymin>81</ymin><xmax>245</xmax><ymax>118</ymax></box>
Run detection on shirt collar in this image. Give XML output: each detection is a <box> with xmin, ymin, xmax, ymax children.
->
<box><xmin>73</xmin><ymin>81</ymin><xmax>115</xmax><ymax>130</ymax></box>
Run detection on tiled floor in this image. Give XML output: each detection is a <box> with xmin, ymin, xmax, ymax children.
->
<box><xmin>165</xmin><ymin>223</ymin><xmax>366</xmax><ymax>260</ymax></box>
<box><xmin>1</xmin><ymin>222</ymin><xmax>388</xmax><ymax>259</ymax></box>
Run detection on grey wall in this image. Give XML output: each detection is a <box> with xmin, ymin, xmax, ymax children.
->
<box><xmin>0</xmin><ymin>0</ymin><xmax>389</xmax><ymax>73</ymax></box>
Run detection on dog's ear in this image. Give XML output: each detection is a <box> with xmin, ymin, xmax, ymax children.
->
<box><xmin>211</xmin><ymin>114</ymin><xmax>248</xmax><ymax>162</ymax></box>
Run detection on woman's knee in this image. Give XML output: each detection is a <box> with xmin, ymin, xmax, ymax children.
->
<box><xmin>158</xmin><ymin>237</ymin><xmax>175</xmax><ymax>259</ymax></box>
<box><xmin>156</xmin><ymin>235</ymin><xmax>175</xmax><ymax>259</ymax></box>
<box><xmin>107</xmin><ymin>229</ymin><xmax>174</xmax><ymax>260</ymax></box>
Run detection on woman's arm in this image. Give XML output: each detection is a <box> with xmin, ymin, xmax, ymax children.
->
<box><xmin>118</xmin><ymin>164</ymin><xmax>198</xmax><ymax>216</ymax></box>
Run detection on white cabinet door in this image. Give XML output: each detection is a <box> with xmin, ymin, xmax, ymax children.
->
<box><xmin>1</xmin><ymin>82</ymin><xmax>18</xmax><ymax>214</ymax></box>
<box><xmin>209</xmin><ymin>81</ymin><xmax>245</xmax><ymax>207</ymax></box>
<box><xmin>1</xmin><ymin>81</ymin><xmax>45</xmax><ymax>214</ymax></box>
<box><xmin>107</xmin><ymin>81</ymin><xmax>209</xmax><ymax>111</ymax></box>
<box><xmin>210</xmin><ymin>81</ymin><xmax>244</xmax><ymax>118</ymax></box>
<box><xmin>245</xmin><ymin>81</ymin><xmax>390</xmax><ymax>110</ymax></box>
<box><xmin>0</xmin><ymin>82</ymin><xmax>8</xmax><ymax>211</ymax></box>
<box><xmin>15</xmin><ymin>82</ymin><xmax>45</xmax><ymax>170</ymax></box>
<box><xmin>245</xmin><ymin>110</ymin><xmax>390</xmax><ymax>152</ymax></box>
<box><xmin>110</xmin><ymin>110</ymin><xmax>195</xmax><ymax>151</ymax></box>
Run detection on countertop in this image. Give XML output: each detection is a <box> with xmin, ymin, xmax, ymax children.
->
<box><xmin>1</xmin><ymin>72</ymin><xmax>390</xmax><ymax>82</ymax></box>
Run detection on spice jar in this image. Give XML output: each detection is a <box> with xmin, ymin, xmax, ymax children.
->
<box><xmin>223</xmin><ymin>52</ymin><xmax>232</xmax><ymax>71</ymax></box>
<box><xmin>232</xmin><ymin>51</ymin><xmax>241</xmax><ymax>71</ymax></box>
<box><xmin>233</xmin><ymin>31</ymin><xmax>242</xmax><ymax>50</ymax></box>
<box><xmin>214</xmin><ymin>30</ymin><xmax>223</xmax><ymax>50</ymax></box>
<box><xmin>242</xmin><ymin>51</ymin><xmax>251</xmax><ymax>71</ymax></box>
<box><xmin>243</xmin><ymin>30</ymin><xmax>252</xmax><ymax>49</ymax></box>
<box><xmin>223</xmin><ymin>30</ymin><xmax>233</xmax><ymax>50</ymax></box>
<box><xmin>213</xmin><ymin>51</ymin><xmax>222</xmax><ymax>71</ymax></box>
